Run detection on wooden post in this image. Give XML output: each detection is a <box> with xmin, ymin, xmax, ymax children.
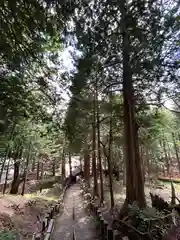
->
<box><xmin>107</xmin><ymin>227</ymin><xmax>113</xmax><ymax>240</ymax></box>
<box><xmin>49</xmin><ymin>210</ymin><xmax>53</xmax><ymax>219</ymax></box>
<box><xmin>94</xmin><ymin>206</ymin><xmax>98</xmax><ymax>216</ymax></box>
<box><xmin>104</xmin><ymin>220</ymin><xmax>108</xmax><ymax>239</ymax></box>
<box><xmin>100</xmin><ymin>215</ymin><xmax>104</xmax><ymax>237</ymax></box>
<box><xmin>46</xmin><ymin>214</ymin><xmax>50</xmax><ymax>226</ymax></box>
<box><xmin>44</xmin><ymin>218</ymin><xmax>48</xmax><ymax>228</ymax></box>
<box><xmin>42</xmin><ymin>221</ymin><xmax>46</xmax><ymax>232</ymax></box>
<box><xmin>97</xmin><ymin>209</ymin><xmax>101</xmax><ymax>219</ymax></box>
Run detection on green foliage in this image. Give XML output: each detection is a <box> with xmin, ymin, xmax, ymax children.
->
<box><xmin>0</xmin><ymin>232</ymin><xmax>16</xmax><ymax>240</ymax></box>
<box><xmin>128</xmin><ymin>202</ymin><xmax>170</xmax><ymax>237</ymax></box>
<box><xmin>63</xmin><ymin>0</ymin><xmax>180</xmax><ymax>162</ymax></box>
<box><xmin>0</xmin><ymin>0</ymin><xmax>72</xmax><ymax>170</ymax></box>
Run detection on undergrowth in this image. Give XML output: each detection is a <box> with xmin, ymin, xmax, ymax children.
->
<box><xmin>0</xmin><ymin>232</ymin><xmax>16</xmax><ymax>240</ymax></box>
<box><xmin>125</xmin><ymin>202</ymin><xmax>172</xmax><ymax>239</ymax></box>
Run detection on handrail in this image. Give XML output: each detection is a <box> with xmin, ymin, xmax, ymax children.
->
<box><xmin>32</xmin><ymin>177</ymin><xmax>68</xmax><ymax>240</ymax></box>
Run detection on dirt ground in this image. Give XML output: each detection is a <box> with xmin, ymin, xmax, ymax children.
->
<box><xmin>53</xmin><ymin>184</ymin><xmax>99</xmax><ymax>240</ymax></box>
<box><xmin>0</xmin><ymin>177</ymin><xmax>62</xmax><ymax>239</ymax></box>
<box><xmin>102</xmin><ymin>178</ymin><xmax>180</xmax><ymax>209</ymax></box>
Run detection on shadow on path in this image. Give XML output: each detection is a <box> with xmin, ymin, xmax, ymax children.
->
<box><xmin>53</xmin><ymin>184</ymin><xmax>99</xmax><ymax>240</ymax></box>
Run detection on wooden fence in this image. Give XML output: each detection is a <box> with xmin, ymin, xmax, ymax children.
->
<box><xmin>79</xmin><ymin>179</ymin><xmax>129</xmax><ymax>240</ymax></box>
<box><xmin>32</xmin><ymin>185</ymin><xmax>68</xmax><ymax>240</ymax></box>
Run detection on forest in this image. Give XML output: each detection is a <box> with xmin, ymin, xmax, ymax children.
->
<box><xmin>0</xmin><ymin>0</ymin><xmax>179</xmax><ymax>239</ymax></box>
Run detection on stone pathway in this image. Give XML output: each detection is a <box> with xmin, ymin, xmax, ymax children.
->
<box><xmin>52</xmin><ymin>184</ymin><xmax>99</xmax><ymax>240</ymax></box>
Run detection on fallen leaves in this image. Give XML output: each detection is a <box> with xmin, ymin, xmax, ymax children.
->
<box><xmin>0</xmin><ymin>195</ymin><xmax>57</xmax><ymax>239</ymax></box>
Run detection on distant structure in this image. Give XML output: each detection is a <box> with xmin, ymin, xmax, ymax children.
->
<box><xmin>72</xmin><ymin>165</ymin><xmax>82</xmax><ymax>176</ymax></box>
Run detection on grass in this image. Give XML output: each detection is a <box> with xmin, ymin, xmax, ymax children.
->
<box><xmin>23</xmin><ymin>193</ymin><xmax>58</xmax><ymax>202</ymax></box>
<box><xmin>27</xmin><ymin>176</ymin><xmax>62</xmax><ymax>194</ymax></box>
<box><xmin>24</xmin><ymin>185</ymin><xmax>62</xmax><ymax>201</ymax></box>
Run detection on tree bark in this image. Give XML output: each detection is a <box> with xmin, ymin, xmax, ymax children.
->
<box><xmin>52</xmin><ymin>158</ymin><xmax>56</xmax><ymax>176</ymax></box>
<box><xmin>10</xmin><ymin>146</ymin><xmax>23</xmax><ymax>194</ymax></box>
<box><xmin>96</xmin><ymin>88</ymin><xmax>104</xmax><ymax>203</ymax></box>
<box><xmin>3</xmin><ymin>156</ymin><xmax>11</xmax><ymax>194</ymax></box>
<box><xmin>21</xmin><ymin>142</ymin><xmax>31</xmax><ymax>195</ymax></box>
<box><xmin>92</xmin><ymin>91</ymin><xmax>98</xmax><ymax>197</ymax></box>
<box><xmin>84</xmin><ymin>147</ymin><xmax>90</xmax><ymax>186</ymax></box>
<box><xmin>140</xmin><ymin>146</ymin><xmax>145</xmax><ymax>178</ymax></box>
<box><xmin>161</xmin><ymin>138</ymin><xmax>170</xmax><ymax>176</ymax></box>
<box><xmin>0</xmin><ymin>147</ymin><xmax>10</xmax><ymax>184</ymax></box>
<box><xmin>165</xmin><ymin>136</ymin><xmax>173</xmax><ymax>167</ymax></box>
<box><xmin>108</xmin><ymin>92</ymin><xmax>114</xmax><ymax>208</ymax></box>
<box><xmin>10</xmin><ymin>158</ymin><xmax>20</xmax><ymax>195</ymax></box>
<box><xmin>0</xmin><ymin>122</ymin><xmax>16</xmax><ymax>182</ymax></box>
<box><xmin>79</xmin><ymin>156</ymin><xmax>82</xmax><ymax>167</ymax></box>
<box><xmin>31</xmin><ymin>152</ymin><xmax>36</xmax><ymax>172</ymax></box>
<box><xmin>61</xmin><ymin>151</ymin><xmax>66</xmax><ymax>180</ymax></box>
<box><xmin>40</xmin><ymin>162</ymin><xmax>44</xmax><ymax>179</ymax></box>
<box><xmin>120</xmin><ymin>0</ymin><xmax>146</xmax><ymax>216</ymax></box>
<box><xmin>68</xmin><ymin>152</ymin><xmax>72</xmax><ymax>176</ymax></box>
<box><xmin>37</xmin><ymin>160</ymin><xmax>40</xmax><ymax>180</ymax></box>
<box><xmin>172</xmin><ymin>132</ymin><xmax>180</xmax><ymax>173</ymax></box>
<box><xmin>134</xmin><ymin>123</ymin><xmax>146</xmax><ymax>203</ymax></box>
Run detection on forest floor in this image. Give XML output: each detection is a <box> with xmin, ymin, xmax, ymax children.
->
<box><xmin>52</xmin><ymin>183</ymin><xmax>99</xmax><ymax>240</ymax></box>
<box><xmin>0</xmin><ymin>175</ymin><xmax>62</xmax><ymax>239</ymax></box>
<box><xmin>103</xmin><ymin>178</ymin><xmax>180</xmax><ymax>208</ymax></box>
<box><xmin>89</xmin><ymin>178</ymin><xmax>180</xmax><ymax>228</ymax></box>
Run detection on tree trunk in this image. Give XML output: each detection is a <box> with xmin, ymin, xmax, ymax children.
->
<box><xmin>37</xmin><ymin>160</ymin><xmax>40</xmax><ymax>180</ymax></box>
<box><xmin>103</xmin><ymin>155</ymin><xmax>107</xmax><ymax>169</ymax></box>
<box><xmin>61</xmin><ymin>152</ymin><xmax>66</xmax><ymax>180</ymax></box>
<box><xmin>120</xmin><ymin>0</ymin><xmax>146</xmax><ymax>216</ymax></box>
<box><xmin>92</xmin><ymin>91</ymin><xmax>98</xmax><ymax>197</ymax></box>
<box><xmin>108</xmin><ymin>92</ymin><xmax>114</xmax><ymax>208</ymax></box>
<box><xmin>0</xmin><ymin>147</ymin><xmax>10</xmax><ymax>184</ymax></box>
<box><xmin>134</xmin><ymin>123</ymin><xmax>146</xmax><ymax>203</ymax></box>
<box><xmin>21</xmin><ymin>142</ymin><xmax>31</xmax><ymax>196</ymax></box>
<box><xmin>10</xmin><ymin>161</ymin><xmax>20</xmax><ymax>194</ymax></box>
<box><xmin>121</xmin><ymin>145</ymin><xmax>126</xmax><ymax>185</ymax></box>
<box><xmin>10</xmin><ymin>146</ymin><xmax>23</xmax><ymax>194</ymax></box>
<box><xmin>140</xmin><ymin>146</ymin><xmax>145</xmax><ymax>178</ymax></box>
<box><xmin>0</xmin><ymin>122</ymin><xmax>16</xmax><ymax>182</ymax></box>
<box><xmin>165</xmin><ymin>136</ymin><xmax>173</xmax><ymax>167</ymax></box>
<box><xmin>123</xmin><ymin>160</ymin><xmax>126</xmax><ymax>186</ymax></box>
<box><xmin>96</xmin><ymin>89</ymin><xmax>104</xmax><ymax>203</ymax></box>
<box><xmin>52</xmin><ymin>158</ymin><xmax>56</xmax><ymax>176</ymax></box>
<box><xmin>145</xmin><ymin>147</ymin><xmax>150</xmax><ymax>177</ymax></box>
<box><xmin>68</xmin><ymin>152</ymin><xmax>72</xmax><ymax>176</ymax></box>
<box><xmin>79</xmin><ymin>156</ymin><xmax>82</xmax><ymax>167</ymax></box>
<box><xmin>40</xmin><ymin>162</ymin><xmax>44</xmax><ymax>179</ymax></box>
<box><xmin>161</xmin><ymin>138</ymin><xmax>170</xmax><ymax>176</ymax></box>
<box><xmin>172</xmin><ymin>132</ymin><xmax>180</xmax><ymax>173</ymax></box>
<box><xmin>84</xmin><ymin>148</ymin><xmax>90</xmax><ymax>187</ymax></box>
<box><xmin>31</xmin><ymin>153</ymin><xmax>36</xmax><ymax>172</ymax></box>
<box><xmin>3</xmin><ymin>156</ymin><xmax>11</xmax><ymax>194</ymax></box>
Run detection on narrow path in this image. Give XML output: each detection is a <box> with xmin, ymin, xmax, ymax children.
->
<box><xmin>53</xmin><ymin>184</ymin><xmax>99</xmax><ymax>240</ymax></box>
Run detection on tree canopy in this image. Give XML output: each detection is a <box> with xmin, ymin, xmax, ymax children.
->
<box><xmin>0</xmin><ymin>2</ymin><xmax>180</xmax><ymax>236</ymax></box>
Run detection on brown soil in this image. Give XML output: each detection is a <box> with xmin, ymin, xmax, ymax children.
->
<box><xmin>0</xmin><ymin>194</ymin><xmax>56</xmax><ymax>239</ymax></box>
<box><xmin>0</xmin><ymin>175</ymin><xmax>62</xmax><ymax>239</ymax></box>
